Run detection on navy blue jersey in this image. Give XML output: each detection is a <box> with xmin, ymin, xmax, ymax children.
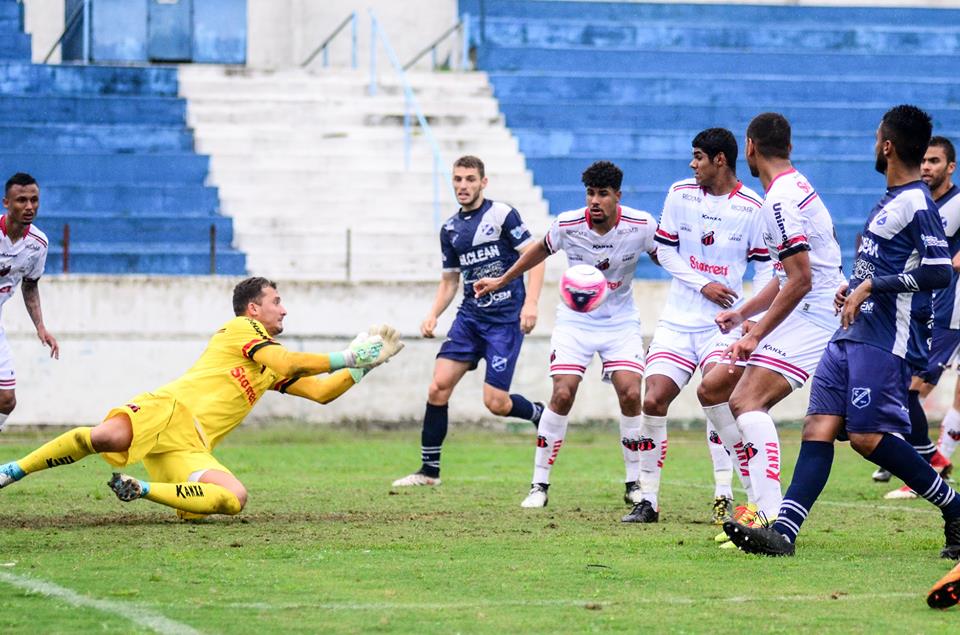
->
<box><xmin>440</xmin><ymin>198</ymin><xmax>534</xmax><ymax>323</ymax></box>
<box><xmin>906</xmin><ymin>291</ymin><xmax>932</xmax><ymax>372</ymax></box>
<box><xmin>835</xmin><ymin>181</ymin><xmax>951</xmax><ymax>358</ymax></box>
<box><xmin>932</xmin><ymin>185</ymin><xmax>960</xmax><ymax>329</ymax></box>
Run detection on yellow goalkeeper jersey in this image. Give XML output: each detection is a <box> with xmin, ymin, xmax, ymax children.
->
<box><xmin>154</xmin><ymin>316</ymin><xmax>294</xmax><ymax>449</ymax></box>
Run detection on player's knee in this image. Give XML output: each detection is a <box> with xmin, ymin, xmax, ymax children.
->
<box><xmin>427</xmin><ymin>381</ymin><xmax>453</xmax><ymax>405</ymax></box>
<box><xmin>550</xmin><ymin>386</ymin><xmax>576</xmax><ymax>413</ymax></box>
<box><xmin>483</xmin><ymin>393</ymin><xmax>512</xmax><ymax>416</ymax></box>
<box><xmin>642</xmin><ymin>392</ymin><xmax>667</xmax><ymax>417</ymax></box>
<box><xmin>727</xmin><ymin>392</ymin><xmax>754</xmax><ymax>418</ymax></box>
<box><xmin>0</xmin><ymin>392</ymin><xmax>15</xmax><ymax>415</ymax></box>
<box><xmin>218</xmin><ymin>484</ymin><xmax>247</xmax><ymax>515</ymax></box>
<box><xmin>697</xmin><ymin>380</ymin><xmax>721</xmax><ymax>407</ymax></box>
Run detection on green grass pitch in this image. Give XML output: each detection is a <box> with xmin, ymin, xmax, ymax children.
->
<box><xmin>0</xmin><ymin>423</ymin><xmax>957</xmax><ymax>633</ymax></box>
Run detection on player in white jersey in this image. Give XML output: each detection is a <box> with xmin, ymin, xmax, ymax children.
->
<box><xmin>627</xmin><ymin>128</ymin><xmax>771</xmax><ymax>525</ymax></box>
<box><xmin>700</xmin><ymin>113</ymin><xmax>845</xmax><ymax>528</ymax></box>
<box><xmin>0</xmin><ymin>173</ymin><xmax>59</xmax><ymax>431</ymax></box>
<box><xmin>473</xmin><ymin>161</ymin><xmax>657</xmax><ymax>509</ymax></box>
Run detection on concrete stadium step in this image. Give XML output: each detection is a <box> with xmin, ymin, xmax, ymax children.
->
<box><xmin>208</xmin><ymin>152</ymin><xmax>527</xmax><ymax>173</ymax></box>
<box><xmin>479</xmin><ymin>18</ymin><xmax>960</xmax><ymax>54</ymax></box>
<box><xmin>40</xmin><ymin>184</ymin><xmax>219</xmax><ymax>214</ymax></box>
<box><xmin>499</xmin><ymin>102</ymin><xmax>960</xmax><ymax>132</ymax></box>
<box><xmin>46</xmin><ymin>243</ymin><xmax>245</xmax><ymax>275</ymax></box>
<box><xmin>0</xmin><ymin>62</ymin><xmax>179</xmax><ymax>96</ymax></box>
<box><xmin>478</xmin><ymin>48</ymin><xmax>950</xmax><ymax>78</ymax></box>
<box><xmin>40</xmin><ymin>214</ymin><xmax>233</xmax><ymax>244</ymax></box>
<box><xmin>489</xmin><ymin>72</ymin><xmax>960</xmax><ymax>106</ymax></box>
<box><xmin>0</xmin><ymin>37</ymin><xmax>29</xmax><ymax>61</ymax></box>
<box><xmin>462</xmin><ymin>0</ymin><xmax>960</xmax><ymax>25</ymax></box>
<box><xmin>185</xmin><ymin>97</ymin><xmax>502</xmax><ymax>121</ymax></box>
<box><xmin>187</xmin><ymin>108</ymin><xmax>502</xmax><ymax>129</ymax></box>
<box><xmin>0</xmin><ymin>123</ymin><xmax>194</xmax><ymax>153</ymax></box>
<box><xmin>0</xmin><ymin>94</ymin><xmax>186</xmax><ymax>124</ymax></box>
<box><xmin>1</xmin><ymin>153</ymin><xmax>209</xmax><ymax>184</ymax></box>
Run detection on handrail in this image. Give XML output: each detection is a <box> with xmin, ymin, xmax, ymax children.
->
<box><xmin>402</xmin><ymin>15</ymin><xmax>471</xmax><ymax>71</ymax></box>
<box><xmin>43</xmin><ymin>0</ymin><xmax>90</xmax><ymax>64</ymax></box>
<box><xmin>369</xmin><ymin>9</ymin><xmax>450</xmax><ymax>230</ymax></box>
<box><xmin>301</xmin><ymin>10</ymin><xmax>358</xmax><ymax>68</ymax></box>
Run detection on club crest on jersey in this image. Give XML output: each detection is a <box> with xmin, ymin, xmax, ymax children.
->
<box><xmin>510</xmin><ymin>225</ymin><xmax>527</xmax><ymax>241</ymax></box>
<box><xmin>480</xmin><ymin>222</ymin><xmax>496</xmax><ymax>237</ymax></box>
<box><xmin>596</xmin><ymin>257</ymin><xmax>610</xmax><ymax>271</ymax></box>
<box><xmin>851</xmin><ymin>387</ymin><xmax>872</xmax><ymax>409</ymax></box>
<box><xmin>701</xmin><ymin>231</ymin><xmax>716</xmax><ymax>246</ymax></box>
<box><xmin>491</xmin><ymin>355</ymin><xmax>508</xmax><ymax>372</ymax></box>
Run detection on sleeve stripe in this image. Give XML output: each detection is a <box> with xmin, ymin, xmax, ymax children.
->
<box><xmin>778</xmin><ymin>243</ymin><xmax>812</xmax><ymax>259</ymax></box>
<box><xmin>654</xmin><ymin>235</ymin><xmax>680</xmax><ymax>247</ymax></box>
<box><xmin>777</xmin><ymin>235</ymin><xmax>808</xmax><ymax>251</ymax></box>
<box><xmin>655</xmin><ymin>228</ymin><xmax>679</xmax><ymax>240</ymax></box>
<box><xmin>273</xmin><ymin>377</ymin><xmax>300</xmax><ymax>393</ymax></box>
<box><xmin>544</xmin><ymin>233</ymin><xmax>555</xmax><ymax>254</ymax></box>
<box><xmin>747</xmin><ymin>253</ymin><xmax>772</xmax><ymax>262</ymax></box>
<box><xmin>243</xmin><ymin>339</ymin><xmax>279</xmax><ymax>360</ymax></box>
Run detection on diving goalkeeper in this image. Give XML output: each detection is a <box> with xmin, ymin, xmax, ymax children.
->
<box><xmin>0</xmin><ymin>277</ymin><xmax>403</xmax><ymax>518</ymax></box>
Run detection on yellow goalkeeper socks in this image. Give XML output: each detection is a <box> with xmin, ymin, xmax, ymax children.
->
<box><xmin>144</xmin><ymin>481</ymin><xmax>243</xmax><ymax>515</ymax></box>
<box><xmin>18</xmin><ymin>427</ymin><xmax>95</xmax><ymax>474</ymax></box>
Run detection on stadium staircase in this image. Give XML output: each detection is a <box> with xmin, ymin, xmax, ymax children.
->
<box><xmin>461</xmin><ymin>0</ymin><xmax>960</xmax><ymax>277</ymax></box>
<box><xmin>0</xmin><ymin>0</ymin><xmax>244</xmax><ymax>274</ymax></box>
<box><xmin>178</xmin><ymin>65</ymin><xmax>553</xmax><ymax>280</ymax></box>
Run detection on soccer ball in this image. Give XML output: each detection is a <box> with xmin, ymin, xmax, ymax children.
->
<box><xmin>559</xmin><ymin>264</ymin><xmax>608</xmax><ymax>313</ymax></box>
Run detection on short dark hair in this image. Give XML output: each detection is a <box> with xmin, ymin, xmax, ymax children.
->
<box><xmin>880</xmin><ymin>104</ymin><xmax>932</xmax><ymax>168</ymax></box>
<box><xmin>581</xmin><ymin>161</ymin><xmax>623</xmax><ymax>190</ymax></box>
<box><xmin>746</xmin><ymin>113</ymin><xmax>791</xmax><ymax>160</ymax></box>
<box><xmin>5</xmin><ymin>172</ymin><xmax>37</xmax><ymax>195</ymax></box>
<box><xmin>929</xmin><ymin>135</ymin><xmax>956</xmax><ymax>165</ymax></box>
<box><xmin>692</xmin><ymin>128</ymin><xmax>738</xmax><ymax>171</ymax></box>
<box><xmin>453</xmin><ymin>155</ymin><xmax>485</xmax><ymax>178</ymax></box>
<box><xmin>233</xmin><ymin>276</ymin><xmax>277</xmax><ymax>316</ymax></box>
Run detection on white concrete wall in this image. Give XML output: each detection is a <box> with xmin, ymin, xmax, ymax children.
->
<box><xmin>21</xmin><ymin>0</ymin><xmax>64</xmax><ymax>63</ymax></box>
<box><xmin>7</xmin><ymin>275</ymin><xmax>955</xmax><ymax>428</ymax></box>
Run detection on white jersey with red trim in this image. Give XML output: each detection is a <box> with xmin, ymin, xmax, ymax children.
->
<box><xmin>761</xmin><ymin>168</ymin><xmax>844</xmax><ymax>330</ymax></box>
<box><xmin>655</xmin><ymin>179</ymin><xmax>770</xmax><ymax>331</ymax></box>
<box><xmin>545</xmin><ymin>205</ymin><xmax>657</xmax><ymax>331</ymax></box>
<box><xmin>0</xmin><ymin>216</ymin><xmax>47</xmax><ymax>325</ymax></box>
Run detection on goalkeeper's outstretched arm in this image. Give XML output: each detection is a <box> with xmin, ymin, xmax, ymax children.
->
<box><xmin>252</xmin><ymin>325</ymin><xmax>405</xmax><ymax>377</ymax></box>
<box><xmin>281</xmin><ymin>370</ymin><xmax>357</xmax><ymax>404</ymax></box>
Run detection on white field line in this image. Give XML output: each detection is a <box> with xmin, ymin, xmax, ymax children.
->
<box><xmin>217</xmin><ymin>591</ymin><xmax>919</xmax><ymax>612</ymax></box>
<box><xmin>0</xmin><ymin>571</ymin><xmax>203</xmax><ymax>635</ymax></box>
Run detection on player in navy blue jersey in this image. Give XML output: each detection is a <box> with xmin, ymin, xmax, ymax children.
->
<box><xmin>725</xmin><ymin>105</ymin><xmax>960</xmax><ymax>559</ymax></box>
<box><xmin>392</xmin><ymin>156</ymin><xmax>545</xmax><ymax>487</ymax></box>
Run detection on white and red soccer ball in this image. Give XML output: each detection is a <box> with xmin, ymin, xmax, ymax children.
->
<box><xmin>559</xmin><ymin>264</ymin><xmax>607</xmax><ymax>313</ymax></box>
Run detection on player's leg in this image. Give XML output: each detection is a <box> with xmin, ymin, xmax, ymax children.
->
<box><xmin>522</xmin><ymin>374</ymin><xmax>582</xmax><ymax>508</ymax></box>
<box><xmin>393</xmin><ymin>314</ymin><xmax>477</xmax><ymax>487</ymax></box>
<box><xmin>888</xmin><ymin>376</ymin><xmax>941</xmax><ymax>499</ymax></box>
<box><xmin>636</xmin><ymin>326</ymin><xmax>694</xmax><ymax>513</ymax></box>
<box><xmin>0</xmin><ymin>334</ymin><xmax>18</xmax><ymax>430</ymax></box>
<box><xmin>940</xmin><ymin>376</ymin><xmax>960</xmax><ymax>464</ymax></box>
<box><xmin>478</xmin><ymin>321</ymin><xmax>543</xmax><ymax>425</ymax></box>
<box><xmin>0</xmin><ymin>413</ymin><xmax>128</xmax><ymax>488</ymax></box>
<box><xmin>522</xmin><ymin>324</ymin><xmax>591</xmax><ymax>508</ymax></box>
<box><xmin>928</xmin><ymin>327</ymin><xmax>960</xmax><ymax>465</ymax></box>
<box><xmin>698</xmin><ymin>359</ymin><xmax>754</xmax><ymax>507</ymax></box>
<box><xmin>117</xmin><ymin>451</ymin><xmax>246</xmax><ymax>516</ymax></box>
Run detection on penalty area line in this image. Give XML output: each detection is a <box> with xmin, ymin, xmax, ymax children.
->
<box><xmin>0</xmin><ymin>571</ymin><xmax>203</xmax><ymax>635</ymax></box>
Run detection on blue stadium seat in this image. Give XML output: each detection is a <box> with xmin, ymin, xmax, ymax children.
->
<box><xmin>0</xmin><ymin>0</ymin><xmax>243</xmax><ymax>275</ymax></box>
<box><xmin>461</xmin><ymin>0</ymin><xmax>960</xmax><ymax>278</ymax></box>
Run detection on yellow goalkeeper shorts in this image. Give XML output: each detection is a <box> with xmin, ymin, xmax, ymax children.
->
<box><xmin>141</xmin><ymin>448</ymin><xmax>233</xmax><ymax>484</ymax></box>
<box><xmin>98</xmin><ymin>392</ymin><xmax>207</xmax><ymax>468</ymax></box>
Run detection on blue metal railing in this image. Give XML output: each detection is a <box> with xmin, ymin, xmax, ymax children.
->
<box><xmin>301</xmin><ymin>10</ymin><xmax>358</xmax><ymax>69</ymax></box>
<box><xmin>368</xmin><ymin>9</ymin><xmax>450</xmax><ymax>230</ymax></box>
<box><xmin>402</xmin><ymin>14</ymin><xmax>471</xmax><ymax>71</ymax></box>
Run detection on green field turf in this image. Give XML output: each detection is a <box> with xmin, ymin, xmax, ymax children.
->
<box><xmin>0</xmin><ymin>423</ymin><xmax>957</xmax><ymax>634</ymax></box>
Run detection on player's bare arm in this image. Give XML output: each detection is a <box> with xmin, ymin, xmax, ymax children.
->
<box><xmin>833</xmin><ymin>281</ymin><xmax>850</xmax><ymax>314</ymax></box>
<box><xmin>421</xmin><ymin>271</ymin><xmax>460</xmax><ymax>338</ymax></box>
<box><xmin>20</xmin><ymin>277</ymin><xmax>58</xmax><ymax>359</ymax></box>
<box><xmin>518</xmin><ymin>242</ymin><xmax>545</xmax><ymax>334</ymax></box>
<box><xmin>473</xmin><ymin>239</ymin><xmax>549</xmax><ymax>298</ymax></box>
<box><xmin>723</xmin><ymin>250</ymin><xmax>812</xmax><ymax>362</ymax></box>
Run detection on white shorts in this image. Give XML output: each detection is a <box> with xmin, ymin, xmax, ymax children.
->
<box><xmin>747</xmin><ymin>311</ymin><xmax>835</xmax><ymax>389</ymax></box>
<box><xmin>549</xmin><ymin>322</ymin><xmax>645</xmax><ymax>383</ymax></box>
<box><xmin>644</xmin><ymin>324</ymin><xmax>743</xmax><ymax>389</ymax></box>
<box><xmin>0</xmin><ymin>333</ymin><xmax>15</xmax><ymax>390</ymax></box>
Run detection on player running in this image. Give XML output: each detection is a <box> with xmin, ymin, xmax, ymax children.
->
<box><xmin>0</xmin><ymin>277</ymin><xmax>402</xmax><ymax>518</ymax></box>
<box><xmin>473</xmin><ymin>161</ymin><xmax>657</xmax><ymax>510</ymax></box>
<box><xmin>392</xmin><ymin>156</ymin><xmax>545</xmax><ymax>487</ymax></box>
<box><xmin>698</xmin><ymin>113</ymin><xmax>845</xmax><ymax>531</ymax></box>
<box><xmin>631</xmin><ymin>128</ymin><xmax>771</xmax><ymax>524</ymax></box>
<box><xmin>0</xmin><ymin>172</ymin><xmax>59</xmax><ymax>429</ymax></box>
<box><xmin>725</xmin><ymin>105</ymin><xmax>960</xmax><ymax>559</ymax></box>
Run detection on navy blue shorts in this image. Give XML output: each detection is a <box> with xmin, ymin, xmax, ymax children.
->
<box><xmin>807</xmin><ymin>340</ymin><xmax>911</xmax><ymax>436</ymax></box>
<box><xmin>437</xmin><ymin>313</ymin><xmax>523</xmax><ymax>392</ymax></box>
<box><xmin>921</xmin><ymin>327</ymin><xmax>960</xmax><ymax>386</ymax></box>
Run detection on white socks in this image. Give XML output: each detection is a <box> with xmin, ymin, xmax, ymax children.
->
<box><xmin>532</xmin><ymin>407</ymin><xmax>568</xmax><ymax>485</ymax></box>
<box><xmin>620</xmin><ymin>414</ymin><xmax>643</xmax><ymax>483</ymax></box>
<box><xmin>704</xmin><ymin>402</ymin><xmax>753</xmax><ymax>503</ymax></box>
<box><xmin>639</xmin><ymin>414</ymin><xmax>668</xmax><ymax>509</ymax></box>
<box><xmin>941</xmin><ymin>407</ymin><xmax>960</xmax><ymax>461</ymax></box>
<box><xmin>737</xmin><ymin>410</ymin><xmax>782</xmax><ymax>519</ymax></box>
<box><xmin>706</xmin><ymin>418</ymin><xmax>734</xmax><ymax>499</ymax></box>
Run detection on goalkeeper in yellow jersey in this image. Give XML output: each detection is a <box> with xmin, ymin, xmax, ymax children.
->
<box><xmin>0</xmin><ymin>277</ymin><xmax>403</xmax><ymax>518</ymax></box>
